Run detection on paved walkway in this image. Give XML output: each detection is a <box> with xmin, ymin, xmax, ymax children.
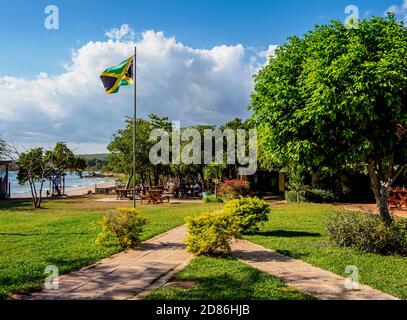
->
<box><xmin>231</xmin><ymin>239</ymin><xmax>398</xmax><ymax>300</ymax></box>
<box><xmin>15</xmin><ymin>226</ymin><xmax>192</xmax><ymax>300</ymax></box>
<box><xmin>343</xmin><ymin>203</ymin><xmax>407</xmax><ymax>218</ymax></box>
<box><xmin>15</xmin><ymin>225</ymin><xmax>398</xmax><ymax>300</ymax></box>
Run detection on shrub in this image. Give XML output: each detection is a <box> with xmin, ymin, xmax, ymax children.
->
<box><xmin>223</xmin><ymin>197</ymin><xmax>271</xmax><ymax>234</ymax></box>
<box><xmin>203</xmin><ymin>195</ymin><xmax>223</xmax><ymax>203</ymax></box>
<box><xmin>327</xmin><ymin>212</ymin><xmax>407</xmax><ymax>256</ymax></box>
<box><xmin>285</xmin><ymin>190</ymin><xmax>302</xmax><ymax>203</ymax></box>
<box><xmin>185</xmin><ymin>210</ymin><xmax>239</xmax><ymax>256</ymax></box>
<box><xmin>285</xmin><ymin>188</ymin><xmax>336</xmax><ymax>203</ymax></box>
<box><xmin>95</xmin><ymin>208</ymin><xmax>149</xmax><ymax>249</ymax></box>
<box><xmin>219</xmin><ymin>180</ymin><xmax>251</xmax><ymax>200</ymax></box>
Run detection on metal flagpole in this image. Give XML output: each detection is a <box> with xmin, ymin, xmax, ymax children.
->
<box><xmin>133</xmin><ymin>46</ymin><xmax>137</xmax><ymax>209</ymax></box>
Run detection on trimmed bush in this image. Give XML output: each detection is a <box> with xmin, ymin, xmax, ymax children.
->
<box><xmin>95</xmin><ymin>208</ymin><xmax>148</xmax><ymax>249</ymax></box>
<box><xmin>223</xmin><ymin>197</ymin><xmax>271</xmax><ymax>234</ymax></box>
<box><xmin>185</xmin><ymin>210</ymin><xmax>239</xmax><ymax>256</ymax></box>
<box><xmin>327</xmin><ymin>212</ymin><xmax>407</xmax><ymax>256</ymax></box>
<box><xmin>285</xmin><ymin>188</ymin><xmax>336</xmax><ymax>203</ymax></box>
<box><xmin>203</xmin><ymin>195</ymin><xmax>223</xmax><ymax>203</ymax></box>
<box><xmin>219</xmin><ymin>180</ymin><xmax>251</xmax><ymax>200</ymax></box>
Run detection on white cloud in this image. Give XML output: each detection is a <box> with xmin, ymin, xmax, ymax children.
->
<box><xmin>386</xmin><ymin>5</ymin><xmax>399</xmax><ymax>14</ymax></box>
<box><xmin>259</xmin><ymin>45</ymin><xmax>279</xmax><ymax>60</ymax></box>
<box><xmin>105</xmin><ymin>24</ymin><xmax>135</xmax><ymax>41</ymax></box>
<box><xmin>385</xmin><ymin>1</ymin><xmax>407</xmax><ymax>22</ymax></box>
<box><xmin>0</xmin><ymin>26</ymin><xmax>275</xmax><ymax>153</ymax></box>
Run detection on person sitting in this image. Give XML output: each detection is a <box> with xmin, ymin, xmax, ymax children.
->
<box><xmin>178</xmin><ymin>181</ymin><xmax>186</xmax><ymax>198</ymax></box>
<box><xmin>193</xmin><ymin>182</ymin><xmax>201</xmax><ymax>197</ymax></box>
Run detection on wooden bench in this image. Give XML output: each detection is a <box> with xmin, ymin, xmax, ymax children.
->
<box><xmin>399</xmin><ymin>195</ymin><xmax>407</xmax><ymax>209</ymax></box>
<box><xmin>160</xmin><ymin>195</ymin><xmax>171</xmax><ymax>203</ymax></box>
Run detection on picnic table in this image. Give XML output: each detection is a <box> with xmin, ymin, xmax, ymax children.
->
<box><xmin>116</xmin><ymin>188</ymin><xmax>134</xmax><ymax>200</ymax></box>
<box><xmin>388</xmin><ymin>189</ymin><xmax>407</xmax><ymax>209</ymax></box>
<box><xmin>141</xmin><ymin>189</ymin><xmax>171</xmax><ymax>205</ymax></box>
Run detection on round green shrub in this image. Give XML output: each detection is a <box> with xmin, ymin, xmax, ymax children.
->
<box><xmin>327</xmin><ymin>212</ymin><xmax>407</xmax><ymax>256</ymax></box>
<box><xmin>185</xmin><ymin>210</ymin><xmax>239</xmax><ymax>256</ymax></box>
<box><xmin>95</xmin><ymin>208</ymin><xmax>149</xmax><ymax>249</ymax></box>
<box><xmin>203</xmin><ymin>195</ymin><xmax>223</xmax><ymax>203</ymax></box>
<box><xmin>223</xmin><ymin>197</ymin><xmax>271</xmax><ymax>234</ymax></box>
<box><xmin>285</xmin><ymin>188</ymin><xmax>336</xmax><ymax>203</ymax></box>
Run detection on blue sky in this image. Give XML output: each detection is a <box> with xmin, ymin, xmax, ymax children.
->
<box><xmin>0</xmin><ymin>0</ymin><xmax>398</xmax><ymax>78</ymax></box>
<box><xmin>0</xmin><ymin>0</ymin><xmax>404</xmax><ymax>153</ymax></box>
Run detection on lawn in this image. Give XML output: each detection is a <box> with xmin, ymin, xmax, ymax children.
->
<box><xmin>0</xmin><ymin>197</ymin><xmax>223</xmax><ymax>299</ymax></box>
<box><xmin>245</xmin><ymin>203</ymin><xmax>407</xmax><ymax>299</ymax></box>
<box><xmin>145</xmin><ymin>256</ymin><xmax>314</xmax><ymax>300</ymax></box>
<box><xmin>2</xmin><ymin>199</ymin><xmax>406</xmax><ymax>300</ymax></box>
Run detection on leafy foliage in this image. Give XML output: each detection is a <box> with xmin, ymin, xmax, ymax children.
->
<box><xmin>327</xmin><ymin>212</ymin><xmax>407</xmax><ymax>256</ymax></box>
<box><xmin>185</xmin><ymin>210</ymin><xmax>240</xmax><ymax>256</ymax></box>
<box><xmin>95</xmin><ymin>208</ymin><xmax>149</xmax><ymax>249</ymax></box>
<box><xmin>16</xmin><ymin>143</ymin><xmax>85</xmax><ymax>207</ymax></box>
<box><xmin>249</xmin><ymin>15</ymin><xmax>407</xmax><ymax>223</ymax></box>
<box><xmin>202</xmin><ymin>195</ymin><xmax>223</xmax><ymax>203</ymax></box>
<box><xmin>219</xmin><ymin>180</ymin><xmax>251</xmax><ymax>200</ymax></box>
<box><xmin>285</xmin><ymin>188</ymin><xmax>336</xmax><ymax>204</ymax></box>
<box><xmin>223</xmin><ymin>197</ymin><xmax>271</xmax><ymax>234</ymax></box>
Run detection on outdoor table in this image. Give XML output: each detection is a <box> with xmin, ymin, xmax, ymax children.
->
<box><xmin>116</xmin><ymin>188</ymin><xmax>134</xmax><ymax>200</ymax></box>
<box><xmin>388</xmin><ymin>189</ymin><xmax>407</xmax><ymax>209</ymax></box>
<box><xmin>146</xmin><ymin>189</ymin><xmax>165</xmax><ymax>204</ymax></box>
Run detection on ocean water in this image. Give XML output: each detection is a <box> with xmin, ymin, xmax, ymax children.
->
<box><xmin>7</xmin><ymin>172</ymin><xmax>113</xmax><ymax>197</ymax></box>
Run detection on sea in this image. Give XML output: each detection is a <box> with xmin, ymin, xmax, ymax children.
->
<box><xmin>7</xmin><ymin>172</ymin><xmax>114</xmax><ymax>197</ymax></box>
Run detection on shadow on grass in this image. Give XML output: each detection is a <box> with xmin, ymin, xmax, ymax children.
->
<box><xmin>147</xmin><ymin>256</ymin><xmax>314</xmax><ymax>300</ymax></box>
<box><xmin>0</xmin><ymin>200</ymin><xmax>33</xmax><ymax>211</ymax></box>
<box><xmin>254</xmin><ymin>230</ymin><xmax>321</xmax><ymax>238</ymax></box>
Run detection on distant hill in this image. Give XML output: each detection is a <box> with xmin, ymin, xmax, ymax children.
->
<box><xmin>78</xmin><ymin>153</ymin><xmax>110</xmax><ymax>161</ymax></box>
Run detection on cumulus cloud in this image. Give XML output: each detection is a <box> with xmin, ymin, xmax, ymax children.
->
<box><xmin>385</xmin><ymin>0</ymin><xmax>407</xmax><ymax>23</ymax></box>
<box><xmin>0</xmin><ymin>26</ymin><xmax>274</xmax><ymax>153</ymax></box>
<box><xmin>105</xmin><ymin>24</ymin><xmax>135</xmax><ymax>41</ymax></box>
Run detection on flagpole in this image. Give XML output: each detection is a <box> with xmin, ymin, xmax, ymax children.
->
<box><xmin>133</xmin><ymin>46</ymin><xmax>137</xmax><ymax>209</ymax></box>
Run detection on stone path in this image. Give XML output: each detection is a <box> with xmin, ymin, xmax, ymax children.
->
<box><xmin>15</xmin><ymin>226</ymin><xmax>192</xmax><ymax>300</ymax></box>
<box><xmin>231</xmin><ymin>239</ymin><xmax>398</xmax><ymax>300</ymax></box>
<box><xmin>15</xmin><ymin>225</ymin><xmax>398</xmax><ymax>300</ymax></box>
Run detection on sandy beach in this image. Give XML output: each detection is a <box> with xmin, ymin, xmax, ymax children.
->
<box><xmin>64</xmin><ymin>180</ymin><xmax>116</xmax><ymax>196</ymax></box>
<box><xmin>12</xmin><ymin>180</ymin><xmax>116</xmax><ymax>199</ymax></box>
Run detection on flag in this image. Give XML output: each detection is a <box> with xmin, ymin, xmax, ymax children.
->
<box><xmin>100</xmin><ymin>56</ymin><xmax>134</xmax><ymax>94</ymax></box>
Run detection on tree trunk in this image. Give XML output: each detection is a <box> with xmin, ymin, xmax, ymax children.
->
<box><xmin>126</xmin><ymin>171</ymin><xmax>134</xmax><ymax>189</ymax></box>
<box><xmin>366</xmin><ymin>161</ymin><xmax>404</xmax><ymax>226</ymax></box>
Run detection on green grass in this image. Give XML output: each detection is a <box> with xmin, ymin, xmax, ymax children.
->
<box><xmin>145</xmin><ymin>256</ymin><xmax>314</xmax><ymax>300</ymax></box>
<box><xmin>0</xmin><ymin>197</ymin><xmax>222</xmax><ymax>299</ymax></box>
<box><xmin>245</xmin><ymin>203</ymin><xmax>407</xmax><ymax>299</ymax></box>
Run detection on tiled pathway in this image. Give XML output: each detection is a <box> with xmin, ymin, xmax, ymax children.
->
<box><xmin>16</xmin><ymin>226</ymin><xmax>192</xmax><ymax>300</ymax></box>
<box><xmin>15</xmin><ymin>225</ymin><xmax>398</xmax><ymax>300</ymax></box>
<box><xmin>231</xmin><ymin>239</ymin><xmax>398</xmax><ymax>300</ymax></box>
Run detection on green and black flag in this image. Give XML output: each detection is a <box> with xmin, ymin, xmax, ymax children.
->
<box><xmin>100</xmin><ymin>56</ymin><xmax>134</xmax><ymax>94</ymax></box>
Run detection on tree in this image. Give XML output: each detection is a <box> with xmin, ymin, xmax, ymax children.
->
<box><xmin>249</xmin><ymin>15</ymin><xmax>407</xmax><ymax>224</ymax></box>
<box><xmin>45</xmin><ymin>142</ymin><xmax>86</xmax><ymax>196</ymax></box>
<box><xmin>107</xmin><ymin>115</ymin><xmax>173</xmax><ymax>187</ymax></box>
<box><xmin>16</xmin><ymin>143</ymin><xmax>86</xmax><ymax>208</ymax></box>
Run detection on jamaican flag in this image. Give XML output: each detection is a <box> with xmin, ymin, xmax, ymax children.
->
<box><xmin>100</xmin><ymin>56</ymin><xmax>134</xmax><ymax>94</ymax></box>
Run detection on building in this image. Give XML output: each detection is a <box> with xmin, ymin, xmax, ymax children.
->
<box><xmin>0</xmin><ymin>160</ymin><xmax>12</xmax><ymax>199</ymax></box>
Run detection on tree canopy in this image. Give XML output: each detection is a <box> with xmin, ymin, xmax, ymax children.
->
<box><xmin>17</xmin><ymin>143</ymin><xmax>86</xmax><ymax>207</ymax></box>
<box><xmin>249</xmin><ymin>15</ymin><xmax>407</xmax><ymax>223</ymax></box>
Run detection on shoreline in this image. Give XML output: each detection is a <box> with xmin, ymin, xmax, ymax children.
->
<box><xmin>11</xmin><ymin>180</ymin><xmax>116</xmax><ymax>199</ymax></box>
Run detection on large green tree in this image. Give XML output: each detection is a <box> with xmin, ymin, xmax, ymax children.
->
<box><xmin>249</xmin><ymin>15</ymin><xmax>407</xmax><ymax>224</ymax></box>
